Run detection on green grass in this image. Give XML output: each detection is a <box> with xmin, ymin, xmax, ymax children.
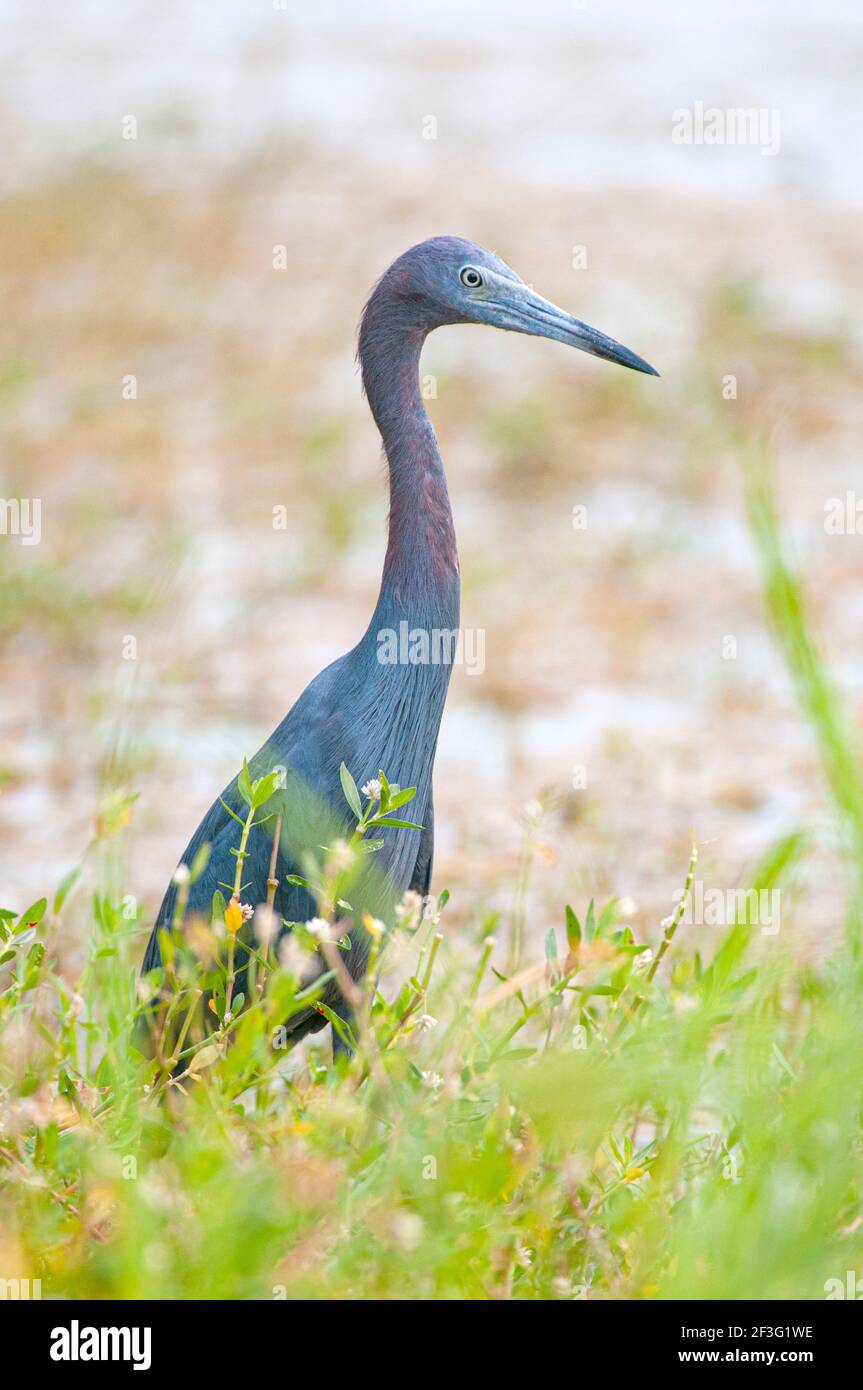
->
<box><xmin>1</xmin><ymin>452</ymin><xmax>862</xmax><ymax>1301</ymax></box>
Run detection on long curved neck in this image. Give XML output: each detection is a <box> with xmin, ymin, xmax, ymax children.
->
<box><xmin>359</xmin><ymin>300</ymin><xmax>459</xmax><ymax>625</ymax></box>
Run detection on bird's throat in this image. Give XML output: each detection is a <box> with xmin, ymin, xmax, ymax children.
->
<box><xmin>360</xmin><ymin>319</ymin><xmax>460</xmax><ymax>623</ymax></box>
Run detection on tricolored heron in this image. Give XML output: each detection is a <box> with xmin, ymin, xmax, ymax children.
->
<box><xmin>143</xmin><ymin>236</ymin><xmax>657</xmax><ymax>1043</ymax></box>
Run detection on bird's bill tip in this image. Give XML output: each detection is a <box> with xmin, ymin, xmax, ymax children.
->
<box><xmin>505</xmin><ymin>287</ymin><xmax>659</xmax><ymax>378</ymax></box>
<box><xmin>553</xmin><ymin>315</ymin><xmax>660</xmax><ymax>378</ymax></box>
<box><xmin>624</xmin><ymin>353</ymin><xmax>660</xmax><ymax>378</ymax></box>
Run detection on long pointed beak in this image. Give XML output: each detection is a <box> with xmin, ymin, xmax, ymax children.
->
<box><xmin>493</xmin><ymin>283</ymin><xmax>659</xmax><ymax>377</ymax></box>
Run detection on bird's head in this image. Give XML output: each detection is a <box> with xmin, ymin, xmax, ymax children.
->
<box><xmin>364</xmin><ymin>236</ymin><xmax>658</xmax><ymax>377</ymax></box>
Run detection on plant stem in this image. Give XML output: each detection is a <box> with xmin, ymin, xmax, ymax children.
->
<box><xmin>226</xmin><ymin>805</ymin><xmax>256</xmax><ymax>1015</ymax></box>
<box><xmin>266</xmin><ymin>815</ymin><xmax>282</xmax><ymax>908</ymax></box>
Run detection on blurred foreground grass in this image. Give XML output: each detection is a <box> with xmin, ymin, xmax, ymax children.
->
<box><xmin>1</xmin><ymin>454</ymin><xmax>862</xmax><ymax>1301</ymax></box>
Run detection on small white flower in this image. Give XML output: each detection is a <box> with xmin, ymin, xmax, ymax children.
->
<box><xmin>361</xmin><ymin>778</ymin><xmax>382</xmax><ymax>801</ymax></box>
<box><xmin>416</xmin><ymin>1014</ymin><xmax>438</xmax><ymax>1032</ymax></box>
<box><xmin>421</xmin><ymin>895</ymin><xmax>441</xmax><ymax>926</ymax></box>
<box><xmin>279</xmin><ymin>934</ymin><xmax>314</xmax><ymax>976</ymax></box>
<box><xmin>390</xmin><ymin>1211</ymin><xmax>424</xmax><ymax>1252</ymax></box>
<box><xmin>514</xmin><ymin>1244</ymin><xmax>533</xmax><ymax>1269</ymax></box>
<box><xmin>240</xmin><ymin>902</ymin><xmax>255</xmax><ymax>922</ymax></box>
<box><xmin>329</xmin><ymin>838</ymin><xmax>354</xmax><ymax>873</ymax></box>
<box><xmin>634</xmin><ymin>948</ymin><xmax>654</xmax><ymax>974</ymax></box>
<box><xmin>421</xmin><ymin>1070</ymin><xmax>444</xmax><ymax>1091</ymax></box>
<box><xmin>673</xmin><ymin>994</ymin><xmax>699</xmax><ymax>1014</ymax></box>
<box><xmin>253</xmin><ymin>904</ymin><xmax>278</xmax><ymax>949</ymax></box>
<box><xmin>172</xmin><ymin>864</ymin><xmax>190</xmax><ymax>886</ymax></box>
<box><xmin>395</xmin><ymin>889</ymin><xmax>423</xmax><ymax>925</ymax></box>
<box><xmin>305</xmin><ymin>917</ymin><xmax>330</xmax><ymax>940</ymax></box>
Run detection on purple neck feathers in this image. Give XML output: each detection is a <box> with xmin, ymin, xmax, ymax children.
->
<box><xmin>358</xmin><ymin>285</ymin><xmax>459</xmax><ymax>617</ymax></box>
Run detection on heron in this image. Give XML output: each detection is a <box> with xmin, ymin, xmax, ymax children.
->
<box><xmin>142</xmin><ymin>236</ymin><xmax>657</xmax><ymax>1047</ymax></box>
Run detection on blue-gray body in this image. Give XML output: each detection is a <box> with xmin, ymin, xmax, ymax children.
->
<box><xmin>142</xmin><ymin>236</ymin><xmax>657</xmax><ymax>1042</ymax></box>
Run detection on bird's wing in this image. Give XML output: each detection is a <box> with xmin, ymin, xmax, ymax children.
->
<box><xmin>142</xmin><ymin>654</ymin><xmax>440</xmax><ymax>1039</ymax></box>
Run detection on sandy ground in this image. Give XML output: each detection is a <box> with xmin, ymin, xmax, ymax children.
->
<box><xmin>1</xmin><ymin>2</ymin><xmax>862</xmax><ymax>964</ymax></box>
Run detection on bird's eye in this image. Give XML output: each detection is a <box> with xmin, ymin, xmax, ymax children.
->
<box><xmin>459</xmin><ymin>266</ymin><xmax>483</xmax><ymax>288</ymax></box>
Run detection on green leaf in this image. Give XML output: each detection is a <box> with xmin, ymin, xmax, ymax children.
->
<box><xmin>16</xmin><ymin>898</ymin><xmax>47</xmax><ymax>932</ymax></box>
<box><xmin>251</xmin><ymin>771</ymin><xmax>279</xmax><ymax>809</ymax></box>
<box><xmin>315</xmin><ymin>1000</ymin><xmax>358</xmax><ymax>1052</ymax></box>
<box><xmin>219</xmin><ymin>797</ymin><xmax>246</xmax><ymax>827</ymax></box>
<box><xmin>53</xmin><ymin>866</ymin><xmax>82</xmax><ymax>914</ymax></box>
<box><xmin>22</xmin><ymin>941</ymin><xmax>45</xmax><ymax>989</ymax></box>
<box><xmin>598</xmin><ymin>897</ymin><xmax>619</xmax><ymax>932</ymax></box>
<box><xmin>495</xmin><ymin>1048</ymin><xmax>537</xmax><ymax>1063</ymax></box>
<box><xmin>190</xmin><ymin>842</ymin><xmax>211</xmax><ymax>882</ymax></box>
<box><xmin>565</xmin><ymin>905</ymin><xmax>581</xmax><ymax>947</ymax></box>
<box><xmin>237</xmin><ymin>759</ymin><xmax>254</xmax><ymax>809</ymax></box>
<box><xmin>95</xmin><ymin>1054</ymin><xmax>114</xmax><ymax>1088</ymax></box>
<box><xmin>371</xmin><ymin>817</ymin><xmax>424</xmax><ymax>830</ymax></box>
<box><xmin>544</xmin><ymin>927</ymin><xmax>558</xmax><ymax>962</ymax></box>
<box><xmin>585</xmin><ymin>898</ymin><xmax>596</xmax><ymax>940</ymax></box>
<box><xmin>187</xmin><ymin>1043</ymin><xmax>222</xmax><ymax>1075</ymax></box>
<box><xmin>385</xmin><ymin>786</ymin><xmax>417</xmax><ymax>812</ymax></box>
<box><xmin>285</xmin><ymin>874</ymin><xmax>312</xmax><ymax>889</ymax></box>
<box><xmin>339</xmin><ymin>762</ymin><xmax>362</xmax><ymax>820</ymax></box>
